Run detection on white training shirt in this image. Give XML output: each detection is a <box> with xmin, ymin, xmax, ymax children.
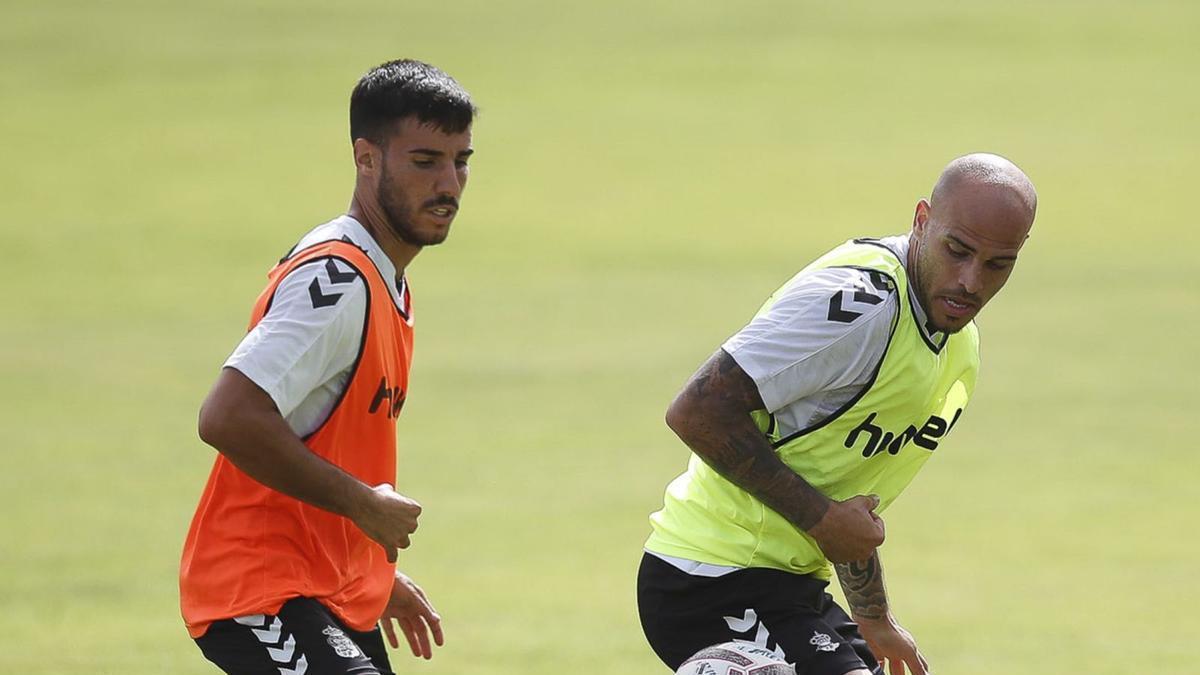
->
<box><xmin>722</xmin><ymin>233</ymin><xmax>944</xmax><ymax>442</ymax></box>
<box><xmin>649</xmin><ymin>233</ymin><xmax>946</xmax><ymax>576</ymax></box>
<box><xmin>224</xmin><ymin>215</ymin><xmax>410</xmax><ymax>438</ymax></box>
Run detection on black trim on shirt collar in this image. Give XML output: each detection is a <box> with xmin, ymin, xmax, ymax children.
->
<box><xmin>910</xmin><ymin>289</ymin><xmax>947</xmax><ymax>353</ymax></box>
<box><xmin>852</xmin><ymin>237</ymin><xmax>947</xmax><ymax>355</ymax></box>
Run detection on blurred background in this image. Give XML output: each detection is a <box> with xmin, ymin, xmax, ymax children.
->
<box><xmin>2</xmin><ymin>1</ymin><xmax>1197</xmax><ymax>672</ymax></box>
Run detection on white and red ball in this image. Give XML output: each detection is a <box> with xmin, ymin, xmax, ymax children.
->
<box><xmin>675</xmin><ymin>641</ymin><xmax>796</xmax><ymax>675</ymax></box>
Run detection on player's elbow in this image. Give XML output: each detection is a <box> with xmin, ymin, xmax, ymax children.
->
<box><xmin>665</xmin><ymin>391</ymin><xmax>698</xmax><ymax>440</ymax></box>
<box><xmin>197</xmin><ymin>390</ymin><xmax>245</xmax><ymax>454</ymax></box>
<box><xmin>197</xmin><ymin>368</ymin><xmax>270</xmax><ymax>455</ymax></box>
<box><xmin>197</xmin><ymin>397</ymin><xmax>227</xmax><ymax>449</ymax></box>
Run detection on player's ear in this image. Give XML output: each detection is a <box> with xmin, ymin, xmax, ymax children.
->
<box><xmin>912</xmin><ymin>198</ymin><xmax>931</xmax><ymax>234</ymax></box>
<box><xmin>353</xmin><ymin>138</ymin><xmax>382</xmax><ymax>177</ymax></box>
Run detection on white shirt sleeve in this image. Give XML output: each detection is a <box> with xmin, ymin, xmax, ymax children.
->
<box><xmin>224</xmin><ymin>258</ymin><xmax>367</xmax><ymax>420</ymax></box>
<box><xmin>721</xmin><ymin>267</ymin><xmax>898</xmax><ymax>413</ymax></box>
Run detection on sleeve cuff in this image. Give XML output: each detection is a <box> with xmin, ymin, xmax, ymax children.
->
<box><xmin>720</xmin><ymin>345</ymin><xmax>784</xmax><ymax>413</ymax></box>
<box><xmin>221</xmin><ymin>362</ymin><xmax>289</xmax><ymax>415</ymax></box>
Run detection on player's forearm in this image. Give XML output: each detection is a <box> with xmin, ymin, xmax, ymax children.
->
<box><xmin>203</xmin><ymin>408</ymin><xmax>370</xmax><ymax>516</ymax></box>
<box><xmin>672</xmin><ymin>406</ymin><xmax>830</xmax><ymax>530</ymax></box>
<box><xmin>198</xmin><ymin>370</ymin><xmax>372</xmax><ymax>519</ymax></box>
<box><xmin>665</xmin><ymin>352</ymin><xmax>831</xmax><ymax>531</ymax></box>
<box><xmin>834</xmin><ymin>551</ymin><xmax>891</xmax><ymax>621</ymax></box>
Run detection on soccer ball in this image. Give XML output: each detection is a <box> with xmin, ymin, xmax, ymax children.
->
<box><xmin>675</xmin><ymin>641</ymin><xmax>796</xmax><ymax>675</ymax></box>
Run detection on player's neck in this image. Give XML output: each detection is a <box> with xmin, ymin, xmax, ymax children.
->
<box><xmin>904</xmin><ymin>233</ymin><xmax>931</xmax><ymax>316</ymax></box>
<box><xmin>346</xmin><ymin>198</ymin><xmax>421</xmax><ymax>276</ymax></box>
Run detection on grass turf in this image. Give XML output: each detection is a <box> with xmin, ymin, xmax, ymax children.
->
<box><xmin>1</xmin><ymin>1</ymin><xmax>1197</xmax><ymax>672</ymax></box>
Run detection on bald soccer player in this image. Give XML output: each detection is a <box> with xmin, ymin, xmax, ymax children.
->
<box><xmin>638</xmin><ymin>154</ymin><xmax>1037</xmax><ymax>675</ymax></box>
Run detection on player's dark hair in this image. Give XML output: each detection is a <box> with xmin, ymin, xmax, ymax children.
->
<box><xmin>349</xmin><ymin>59</ymin><xmax>476</xmax><ymax>144</ymax></box>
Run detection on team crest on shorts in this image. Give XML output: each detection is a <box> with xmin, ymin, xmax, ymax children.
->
<box><xmin>322</xmin><ymin>626</ymin><xmax>363</xmax><ymax>659</ymax></box>
<box><xmin>810</xmin><ymin>631</ymin><xmax>840</xmax><ymax>653</ymax></box>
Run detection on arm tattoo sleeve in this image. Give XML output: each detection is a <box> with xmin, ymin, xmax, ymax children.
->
<box><xmin>669</xmin><ymin>350</ymin><xmax>830</xmax><ymax>530</ymax></box>
<box><xmin>834</xmin><ymin>551</ymin><xmax>889</xmax><ymax>620</ymax></box>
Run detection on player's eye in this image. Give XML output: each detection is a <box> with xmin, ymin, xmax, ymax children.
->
<box><xmin>946</xmin><ymin>244</ymin><xmax>968</xmax><ymax>258</ymax></box>
<box><xmin>987</xmin><ymin>260</ymin><xmax>1012</xmax><ymax>271</ymax></box>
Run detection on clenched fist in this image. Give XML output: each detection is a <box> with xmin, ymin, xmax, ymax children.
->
<box><xmin>351</xmin><ymin>483</ymin><xmax>423</xmax><ymax>563</ymax></box>
<box><xmin>807</xmin><ymin>494</ymin><xmax>885</xmax><ymax>563</ymax></box>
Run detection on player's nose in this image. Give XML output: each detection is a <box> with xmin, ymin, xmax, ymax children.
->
<box><xmin>959</xmin><ymin>262</ymin><xmax>984</xmax><ymax>295</ymax></box>
<box><xmin>434</xmin><ymin>164</ymin><xmax>463</xmax><ymax>198</ymax></box>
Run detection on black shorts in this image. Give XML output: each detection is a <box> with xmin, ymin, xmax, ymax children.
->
<box><xmin>194</xmin><ymin>597</ymin><xmax>394</xmax><ymax>675</ymax></box>
<box><xmin>637</xmin><ymin>553</ymin><xmax>882</xmax><ymax>675</ymax></box>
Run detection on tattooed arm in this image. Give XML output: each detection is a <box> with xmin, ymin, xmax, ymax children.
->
<box><xmin>834</xmin><ymin>552</ymin><xmax>889</xmax><ymax>620</ymax></box>
<box><xmin>835</xmin><ymin>552</ymin><xmax>930</xmax><ymax>675</ymax></box>
<box><xmin>664</xmin><ymin>349</ymin><xmax>885</xmax><ymax>563</ymax></box>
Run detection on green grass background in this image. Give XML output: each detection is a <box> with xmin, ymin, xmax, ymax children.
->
<box><xmin>2</xmin><ymin>0</ymin><xmax>1197</xmax><ymax>672</ymax></box>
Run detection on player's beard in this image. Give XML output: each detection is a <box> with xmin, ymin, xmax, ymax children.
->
<box><xmin>378</xmin><ymin>162</ymin><xmax>451</xmax><ymax>247</ymax></box>
<box><xmin>911</xmin><ymin>242</ymin><xmax>971</xmax><ymax>335</ymax></box>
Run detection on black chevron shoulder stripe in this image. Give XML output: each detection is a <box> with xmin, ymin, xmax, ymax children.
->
<box><xmin>325</xmin><ymin>259</ymin><xmax>359</xmax><ymax>284</ymax></box>
<box><xmin>822</xmin><ymin>265</ymin><xmax>898</xmax><ymax>324</ymax></box>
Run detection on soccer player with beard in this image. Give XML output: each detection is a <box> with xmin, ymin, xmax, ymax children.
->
<box><xmin>180</xmin><ymin>60</ymin><xmax>475</xmax><ymax>675</ymax></box>
<box><xmin>638</xmin><ymin>154</ymin><xmax>1037</xmax><ymax>675</ymax></box>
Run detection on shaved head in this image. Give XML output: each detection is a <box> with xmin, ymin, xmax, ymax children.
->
<box><xmin>908</xmin><ymin>153</ymin><xmax>1038</xmax><ymax>333</ymax></box>
<box><xmin>930</xmin><ymin>153</ymin><xmax>1037</xmax><ymax>234</ymax></box>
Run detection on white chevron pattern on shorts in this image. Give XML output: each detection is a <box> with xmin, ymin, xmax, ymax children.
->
<box><xmin>268</xmin><ymin>635</ymin><xmax>297</xmax><ymax>662</ymax></box>
<box><xmin>278</xmin><ymin>654</ymin><xmax>308</xmax><ymax>675</ymax></box>
<box><xmin>254</xmin><ymin>618</ymin><xmax>283</xmax><ymax>643</ymax></box>
<box><xmin>722</xmin><ymin>608</ymin><xmax>787</xmax><ymax>660</ymax></box>
<box><xmin>232</xmin><ymin>613</ymin><xmax>307</xmax><ymax>675</ymax></box>
<box><xmin>724</xmin><ymin>608</ymin><xmax>758</xmax><ymax>633</ymax></box>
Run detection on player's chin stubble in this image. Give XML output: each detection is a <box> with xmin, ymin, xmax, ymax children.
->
<box><xmin>378</xmin><ymin>181</ymin><xmax>448</xmax><ymax>248</ymax></box>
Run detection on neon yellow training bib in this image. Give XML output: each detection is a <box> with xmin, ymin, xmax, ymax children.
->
<box><xmin>646</xmin><ymin>238</ymin><xmax>979</xmax><ymax>579</ymax></box>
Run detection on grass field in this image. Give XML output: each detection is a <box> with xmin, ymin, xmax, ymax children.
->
<box><xmin>2</xmin><ymin>1</ymin><xmax>1198</xmax><ymax>672</ymax></box>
